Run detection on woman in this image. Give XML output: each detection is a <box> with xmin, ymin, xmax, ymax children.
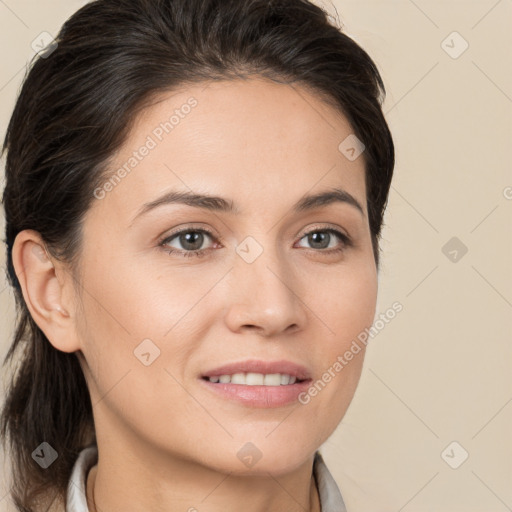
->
<box><xmin>0</xmin><ymin>0</ymin><xmax>394</xmax><ymax>510</ymax></box>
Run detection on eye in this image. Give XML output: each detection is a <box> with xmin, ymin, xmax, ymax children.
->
<box><xmin>296</xmin><ymin>228</ymin><xmax>351</xmax><ymax>253</ymax></box>
<box><xmin>159</xmin><ymin>228</ymin><xmax>218</xmax><ymax>257</ymax></box>
<box><xmin>158</xmin><ymin>225</ymin><xmax>351</xmax><ymax>258</ymax></box>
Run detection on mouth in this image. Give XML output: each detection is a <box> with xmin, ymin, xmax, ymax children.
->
<box><xmin>201</xmin><ymin>373</ymin><xmax>308</xmax><ymax>386</ymax></box>
<box><xmin>199</xmin><ymin>359</ymin><xmax>312</xmax><ymax>408</ymax></box>
<box><xmin>200</xmin><ymin>358</ymin><xmax>311</xmax><ymax>383</ymax></box>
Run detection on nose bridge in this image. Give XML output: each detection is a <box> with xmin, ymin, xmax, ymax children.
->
<box><xmin>224</xmin><ymin>234</ymin><xmax>304</xmax><ymax>335</ymax></box>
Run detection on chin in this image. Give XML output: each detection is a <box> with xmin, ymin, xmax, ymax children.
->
<box><xmin>205</xmin><ymin>436</ymin><xmax>320</xmax><ymax>477</ymax></box>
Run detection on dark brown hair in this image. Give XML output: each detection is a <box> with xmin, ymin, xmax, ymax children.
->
<box><xmin>0</xmin><ymin>0</ymin><xmax>394</xmax><ymax>509</ymax></box>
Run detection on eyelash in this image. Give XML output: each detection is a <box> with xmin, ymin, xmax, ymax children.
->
<box><xmin>158</xmin><ymin>225</ymin><xmax>352</xmax><ymax>258</ymax></box>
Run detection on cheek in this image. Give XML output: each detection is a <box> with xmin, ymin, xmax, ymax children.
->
<box><xmin>320</xmin><ymin>259</ymin><xmax>378</xmax><ymax>343</ymax></box>
<box><xmin>75</xmin><ymin>252</ymin><xmax>210</xmax><ymax>400</ymax></box>
<box><xmin>301</xmin><ymin>259</ymin><xmax>377</xmax><ymax>430</ymax></box>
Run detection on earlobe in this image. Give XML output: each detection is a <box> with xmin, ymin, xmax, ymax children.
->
<box><xmin>11</xmin><ymin>229</ymin><xmax>81</xmax><ymax>353</ymax></box>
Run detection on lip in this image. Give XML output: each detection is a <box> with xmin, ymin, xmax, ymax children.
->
<box><xmin>199</xmin><ymin>379</ymin><xmax>312</xmax><ymax>408</ymax></box>
<box><xmin>200</xmin><ymin>359</ymin><xmax>312</xmax><ymax>380</ymax></box>
<box><xmin>199</xmin><ymin>359</ymin><xmax>313</xmax><ymax>408</ymax></box>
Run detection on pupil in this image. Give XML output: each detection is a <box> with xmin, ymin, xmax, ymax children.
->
<box><xmin>309</xmin><ymin>232</ymin><xmax>329</xmax><ymax>249</ymax></box>
<box><xmin>181</xmin><ymin>232</ymin><xmax>203</xmax><ymax>250</ymax></box>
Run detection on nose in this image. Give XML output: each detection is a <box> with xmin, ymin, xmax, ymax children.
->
<box><xmin>223</xmin><ymin>244</ymin><xmax>306</xmax><ymax>337</ymax></box>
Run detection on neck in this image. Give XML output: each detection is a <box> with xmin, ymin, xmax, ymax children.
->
<box><xmin>85</xmin><ymin>453</ymin><xmax>321</xmax><ymax>512</ymax></box>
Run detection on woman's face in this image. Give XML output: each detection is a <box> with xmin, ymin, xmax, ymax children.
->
<box><xmin>73</xmin><ymin>77</ymin><xmax>377</xmax><ymax>474</ymax></box>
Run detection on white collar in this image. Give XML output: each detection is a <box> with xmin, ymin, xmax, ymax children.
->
<box><xmin>66</xmin><ymin>445</ymin><xmax>347</xmax><ymax>511</ymax></box>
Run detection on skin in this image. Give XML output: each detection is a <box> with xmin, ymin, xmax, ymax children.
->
<box><xmin>13</xmin><ymin>77</ymin><xmax>378</xmax><ymax>512</ymax></box>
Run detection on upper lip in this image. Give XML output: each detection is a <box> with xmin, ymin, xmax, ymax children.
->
<box><xmin>201</xmin><ymin>359</ymin><xmax>312</xmax><ymax>381</ymax></box>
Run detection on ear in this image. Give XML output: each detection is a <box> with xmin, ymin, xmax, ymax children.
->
<box><xmin>11</xmin><ymin>229</ymin><xmax>81</xmax><ymax>353</ymax></box>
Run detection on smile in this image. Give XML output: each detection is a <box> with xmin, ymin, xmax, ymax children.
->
<box><xmin>204</xmin><ymin>372</ymin><xmax>304</xmax><ymax>386</ymax></box>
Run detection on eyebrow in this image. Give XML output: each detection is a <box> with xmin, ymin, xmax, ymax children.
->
<box><xmin>129</xmin><ymin>187</ymin><xmax>364</xmax><ymax>227</ymax></box>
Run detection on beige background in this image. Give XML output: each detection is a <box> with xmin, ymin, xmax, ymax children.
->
<box><xmin>1</xmin><ymin>1</ymin><xmax>511</xmax><ymax>511</ymax></box>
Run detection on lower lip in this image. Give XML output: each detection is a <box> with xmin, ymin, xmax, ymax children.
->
<box><xmin>199</xmin><ymin>378</ymin><xmax>312</xmax><ymax>408</ymax></box>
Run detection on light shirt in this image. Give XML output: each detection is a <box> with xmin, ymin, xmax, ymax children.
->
<box><xmin>67</xmin><ymin>445</ymin><xmax>347</xmax><ymax>512</ymax></box>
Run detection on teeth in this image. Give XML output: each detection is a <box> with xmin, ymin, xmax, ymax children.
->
<box><xmin>207</xmin><ymin>372</ymin><xmax>300</xmax><ymax>386</ymax></box>
<box><xmin>264</xmin><ymin>374</ymin><xmax>281</xmax><ymax>386</ymax></box>
<box><xmin>231</xmin><ymin>373</ymin><xmax>249</xmax><ymax>385</ymax></box>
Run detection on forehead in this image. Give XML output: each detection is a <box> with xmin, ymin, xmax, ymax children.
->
<box><xmin>89</xmin><ymin>77</ymin><xmax>366</xmax><ymax>225</ymax></box>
